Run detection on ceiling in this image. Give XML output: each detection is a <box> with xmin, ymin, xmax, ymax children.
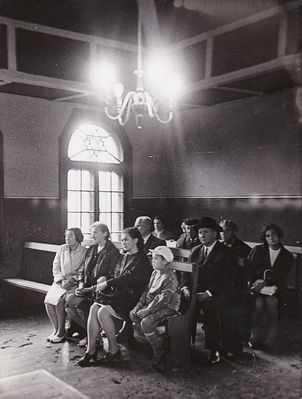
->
<box><xmin>0</xmin><ymin>0</ymin><xmax>301</xmax><ymax>110</ymax></box>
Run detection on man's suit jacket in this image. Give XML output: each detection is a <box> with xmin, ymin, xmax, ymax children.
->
<box><xmin>143</xmin><ymin>234</ymin><xmax>166</xmax><ymax>254</ymax></box>
<box><xmin>176</xmin><ymin>235</ymin><xmax>199</xmax><ymax>250</ymax></box>
<box><xmin>183</xmin><ymin>241</ymin><xmax>232</xmax><ymax>302</ymax></box>
<box><xmin>248</xmin><ymin>244</ymin><xmax>294</xmax><ymax>302</ymax></box>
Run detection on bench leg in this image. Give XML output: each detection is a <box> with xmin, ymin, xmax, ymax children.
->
<box><xmin>166</xmin><ymin>315</ymin><xmax>192</xmax><ymax>369</ymax></box>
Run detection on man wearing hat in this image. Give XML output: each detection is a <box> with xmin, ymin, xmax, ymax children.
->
<box><xmin>182</xmin><ymin>217</ymin><xmax>232</xmax><ymax>364</ymax></box>
<box><xmin>176</xmin><ymin>218</ymin><xmax>200</xmax><ymax>250</ymax></box>
<box><xmin>219</xmin><ymin>220</ymin><xmax>251</xmax><ymax>355</ymax></box>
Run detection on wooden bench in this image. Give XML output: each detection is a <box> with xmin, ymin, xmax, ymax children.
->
<box><xmin>163</xmin><ymin>259</ymin><xmax>198</xmax><ymax>368</ymax></box>
<box><xmin>2</xmin><ymin>242</ymin><xmax>57</xmax><ymax>299</ymax></box>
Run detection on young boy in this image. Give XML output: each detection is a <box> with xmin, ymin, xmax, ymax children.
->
<box><xmin>130</xmin><ymin>246</ymin><xmax>180</xmax><ymax>370</ymax></box>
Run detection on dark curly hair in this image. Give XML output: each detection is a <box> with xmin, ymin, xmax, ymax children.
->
<box><xmin>260</xmin><ymin>223</ymin><xmax>284</xmax><ymax>243</ymax></box>
<box><xmin>122</xmin><ymin>227</ymin><xmax>144</xmax><ymax>251</ymax></box>
<box><xmin>65</xmin><ymin>227</ymin><xmax>84</xmax><ymax>243</ymax></box>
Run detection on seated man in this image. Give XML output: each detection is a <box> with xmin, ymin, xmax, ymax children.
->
<box><xmin>219</xmin><ymin>220</ymin><xmax>251</xmax><ymax>355</ymax></box>
<box><xmin>135</xmin><ymin>216</ymin><xmax>166</xmax><ymax>254</ymax></box>
<box><xmin>182</xmin><ymin>217</ymin><xmax>232</xmax><ymax>364</ymax></box>
<box><xmin>130</xmin><ymin>246</ymin><xmax>180</xmax><ymax>371</ymax></box>
<box><xmin>176</xmin><ymin>218</ymin><xmax>199</xmax><ymax>250</ymax></box>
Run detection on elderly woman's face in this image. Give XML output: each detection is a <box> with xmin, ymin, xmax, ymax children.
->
<box><xmin>65</xmin><ymin>230</ymin><xmax>77</xmax><ymax>247</ymax></box>
<box><xmin>265</xmin><ymin>229</ymin><xmax>281</xmax><ymax>248</ymax></box>
<box><xmin>91</xmin><ymin>227</ymin><xmax>107</xmax><ymax>244</ymax></box>
<box><xmin>121</xmin><ymin>232</ymin><xmax>138</xmax><ymax>252</ymax></box>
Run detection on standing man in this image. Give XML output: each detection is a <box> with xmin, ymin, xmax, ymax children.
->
<box><xmin>176</xmin><ymin>218</ymin><xmax>199</xmax><ymax>250</ymax></box>
<box><xmin>219</xmin><ymin>220</ymin><xmax>251</xmax><ymax>355</ymax></box>
<box><xmin>135</xmin><ymin>216</ymin><xmax>166</xmax><ymax>254</ymax></box>
<box><xmin>182</xmin><ymin>217</ymin><xmax>232</xmax><ymax>364</ymax></box>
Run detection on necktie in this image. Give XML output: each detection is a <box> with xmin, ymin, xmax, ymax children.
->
<box><xmin>204</xmin><ymin>247</ymin><xmax>208</xmax><ymax>258</ymax></box>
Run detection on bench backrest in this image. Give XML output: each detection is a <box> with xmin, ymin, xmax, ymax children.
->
<box><xmin>20</xmin><ymin>241</ymin><xmax>302</xmax><ymax>293</ymax></box>
<box><xmin>20</xmin><ymin>242</ymin><xmax>57</xmax><ymax>284</ymax></box>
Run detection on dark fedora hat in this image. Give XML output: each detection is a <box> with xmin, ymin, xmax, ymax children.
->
<box><xmin>199</xmin><ymin>217</ymin><xmax>223</xmax><ymax>232</ymax></box>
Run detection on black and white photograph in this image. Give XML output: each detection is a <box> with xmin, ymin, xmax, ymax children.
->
<box><xmin>0</xmin><ymin>0</ymin><xmax>301</xmax><ymax>398</ymax></box>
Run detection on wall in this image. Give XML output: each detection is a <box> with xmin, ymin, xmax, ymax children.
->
<box><xmin>0</xmin><ymin>88</ymin><xmax>301</xmax><ymax>277</ymax></box>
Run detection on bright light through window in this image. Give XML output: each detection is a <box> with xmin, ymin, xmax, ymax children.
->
<box><xmin>68</xmin><ymin>123</ymin><xmax>123</xmax><ymax>163</ymax></box>
<box><xmin>67</xmin><ymin>124</ymin><xmax>124</xmax><ymax>241</ymax></box>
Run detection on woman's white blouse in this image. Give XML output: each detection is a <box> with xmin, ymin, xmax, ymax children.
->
<box><xmin>52</xmin><ymin>244</ymin><xmax>86</xmax><ymax>283</ymax></box>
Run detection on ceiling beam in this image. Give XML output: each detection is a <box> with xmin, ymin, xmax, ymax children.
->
<box><xmin>0</xmin><ymin>15</ymin><xmax>138</xmax><ymax>53</ymax></box>
<box><xmin>167</xmin><ymin>0</ymin><xmax>301</xmax><ymax>52</ymax></box>
<box><xmin>186</xmin><ymin>53</ymin><xmax>302</xmax><ymax>94</ymax></box>
<box><xmin>214</xmin><ymin>86</ymin><xmax>263</xmax><ymax>96</ymax></box>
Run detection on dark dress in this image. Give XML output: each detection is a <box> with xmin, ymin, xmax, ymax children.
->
<box><xmin>248</xmin><ymin>244</ymin><xmax>294</xmax><ymax>305</ymax></box>
<box><xmin>99</xmin><ymin>251</ymin><xmax>153</xmax><ymax>320</ymax></box>
<box><xmin>66</xmin><ymin>240</ymin><xmax>120</xmax><ymax>318</ymax></box>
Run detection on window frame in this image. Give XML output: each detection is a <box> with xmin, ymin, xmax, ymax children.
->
<box><xmin>59</xmin><ymin>110</ymin><xmax>132</xmax><ymax>238</ymax></box>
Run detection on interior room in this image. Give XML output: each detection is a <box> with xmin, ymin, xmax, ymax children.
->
<box><xmin>0</xmin><ymin>1</ymin><xmax>301</xmax><ymax>398</ymax></box>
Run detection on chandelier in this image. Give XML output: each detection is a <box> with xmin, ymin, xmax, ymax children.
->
<box><xmin>103</xmin><ymin>18</ymin><xmax>175</xmax><ymax>129</ymax></box>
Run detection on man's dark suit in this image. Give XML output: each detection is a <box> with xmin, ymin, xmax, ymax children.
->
<box><xmin>143</xmin><ymin>234</ymin><xmax>166</xmax><ymax>254</ymax></box>
<box><xmin>183</xmin><ymin>241</ymin><xmax>232</xmax><ymax>351</ymax></box>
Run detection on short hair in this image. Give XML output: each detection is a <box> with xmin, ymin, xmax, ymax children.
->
<box><xmin>90</xmin><ymin>222</ymin><xmax>111</xmax><ymax>239</ymax></box>
<box><xmin>260</xmin><ymin>223</ymin><xmax>284</xmax><ymax>242</ymax></box>
<box><xmin>65</xmin><ymin>227</ymin><xmax>84</xmax><ymax>243</ymax></box>
<box><xmin>135</xmin><ymin>216</ymin><xmax>153</xmax><ymax>230</ymax></box>
<box><xmin>122</xmin><ymin>227</ymin><xmax>144</xmax><ymax>251</ymax></box>
<box><xmin>153</xmin><ymin>215</ymin><xmax>165</xmax><ymax>224</ymax></box>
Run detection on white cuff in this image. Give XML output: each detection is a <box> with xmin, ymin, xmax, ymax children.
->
<box><xmin>206</xmin><ymin>290</ymin><xmax>212</xmax><ymax>297</ymax></box>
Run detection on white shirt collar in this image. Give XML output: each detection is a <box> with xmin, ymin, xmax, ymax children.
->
<box><xmin>204</xmin><ymin>240</ymin><xmax>217</xmax><ymax>255</ymax></box>
<box><xmin>143</xmin><ymin>233</ymin><xmax>152</xmax><ymax>244</ymax></box>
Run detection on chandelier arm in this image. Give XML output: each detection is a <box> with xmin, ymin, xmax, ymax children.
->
<box><xmin>144</xmin><ymin>92</ymin><xmax>156</xmax><ymax>117</ymax></box>
<box><xmin>153</xmin><ymin>109</ymin><xmax>173</xmax><ymax>124</ymax></box>
<box><xmin>104</xmin><ymin>91</ymin><xmax>136</xmax><ymax>120</ymax></box>
<box><xmin>118</xmin><ymin>96</ymin><xmax>134</xmax><ymax>126</ymax></box>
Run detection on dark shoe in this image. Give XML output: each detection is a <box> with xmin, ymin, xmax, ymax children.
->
<box><xmin>77</xmin><ymin>352</ymin><xmax>98</xmax><ymax>367</ymax></box>
<box><xmin>208</xmin><ymin>351</ymin><xmax>220</xmax><ymax>364</ymax></box>
<box><xmin>152</xmin><ymin>353</ymin><xmax>167</xmax><ymax>373</ymax></box>
<box><xmin>116</xmin><ymin>323</ymin><xmax>135</xmax><ymax>344</ymax></box>
<box><xmin>99</xmin><ymin>349</ymin><xmax>121</xmax><ymax>363</ymax></box>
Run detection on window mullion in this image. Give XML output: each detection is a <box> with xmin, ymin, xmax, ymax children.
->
<box><xmin>95</xmin><ymin>170</ymin><xmax>99</xmax><ymax>222</ymax></box>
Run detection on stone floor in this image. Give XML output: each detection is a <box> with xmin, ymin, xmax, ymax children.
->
<box><xmin>0</xmin><ymin>311</ymin><xmax>301</xmax><ymax>399</ymax></box>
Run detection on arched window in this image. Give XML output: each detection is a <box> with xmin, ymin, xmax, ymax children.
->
<box><xmin>62</xmin><ymin>122</ymin><xmax>127</xmax><ymax>241</ymax></box>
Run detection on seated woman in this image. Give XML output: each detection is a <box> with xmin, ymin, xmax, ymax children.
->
<box><xmin>78</xmin><ymin>227</ymin><xmax>152</xmax><ymax>366</ymax></box>
<box><xmin>44</xmin><ymin>228</ymin><xmax>86</xmax><ymax>343</ymax></box>
<box><xmin>130</xmin><ymin>246</ymin><xmax>180</xmax><ymax>371</ymax></box>
<box><xmin>248</xmin><ymin>223</ymin><xmax>294</xmax><ymax>351</ymax></box>
<box><xmin>153</xmin><ymin>216</ymin><xmax>176</xmax><ymax>241</ymax></box>
<box><xmin>65</xmin><ymin>222</ymin><xmax>120</xmax><ymax>346</ymax></box>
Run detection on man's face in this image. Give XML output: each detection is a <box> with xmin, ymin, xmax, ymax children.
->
<box><xmin>220</xmin><ymin>227</ymin><xmax>235</xmax><ymax>244</ymax></box>
<box><xmin>198</xmin><ymin>227</ymin><xmax>217</xmax><ymax>246</ymax></box>
<box><xmin>135</xmin><ymin>218</ymin><xmax>150</xmax><ymax>237</ymax></box>
<box><xmin>185</xmin><ymin>224</ymin><xmax>197</xmax><ymax>239</ymax></box>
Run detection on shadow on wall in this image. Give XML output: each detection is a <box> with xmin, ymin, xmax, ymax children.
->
<box><xmin>1</xmin><ymin>198</ymin><xmax>61</xmax><ymax>278</ymax></box>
